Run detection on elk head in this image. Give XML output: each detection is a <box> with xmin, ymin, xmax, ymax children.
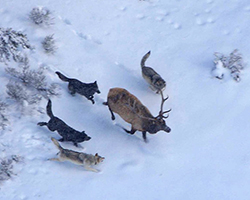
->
<box><xmin>146</xmin><ymin>91</ymin><xmax>171</xmax><ymax>134</ymax></box>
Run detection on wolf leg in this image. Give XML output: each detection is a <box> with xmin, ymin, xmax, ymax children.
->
<box><xmin>73</xmin><ymin>142</ymin><xmax>79</xmax><ymax>147</ymax></box>
<box><xmin>58</xmin><ymin>138</ymin><xmax>65</xmax><ymax>142</ymax></box>
<box><xmin>68</xmin><ymin>85</ymin><xmax>76</xmax><ymax>95</ymax></box>
<box><xmin>149</xmin><ymin>85</ymin><xmax>156</xmax><ymax>92</ymax></box>
<box><xmin>37</xmin><ymin>122</ymin><xmax>47</xmax><ymax>126</ymax></box>
<box><xmin>69</xmin><ymin>90</ymin><xmax>76</xmax><ymax>96</ymax></box>
<box><xmin>84</xmin><ymin>166</ymin><xmax>99</xmax><ymax>173</ymax></box>
<box><xmin>48</xmin><ymin>157</ymin><xmax>61</xmax><ymax>161</ymax></box>
<box><xmin>87</xmin><ymin>96</ymin><xmax>95</xmax><ymax>104</ymax></box>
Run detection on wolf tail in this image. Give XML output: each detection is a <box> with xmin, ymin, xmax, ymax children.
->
<box><xmin>51</xmin><ymin>137</ymin><xmax>63</xmax><ymax>151</ymax></box>
<box><xmin>55</xmin><ymin>71</ymin><xmax>71</xmax><ymax>82</ymax></box>
<box><xmin>46</xmin><ymin>99</ymin><xmax>54</xmax><ymax>118</ymax></box>
<box><xmin>141</xmin><ymin>51</ymin><xmax>151</xmax><ymax>68</ymax></box>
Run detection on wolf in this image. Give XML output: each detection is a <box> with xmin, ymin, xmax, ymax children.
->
<box><xmin>55</xmin><ymin>71</ymin><xmax>101</xmax><ymax>104</ymax></box>
<box><xmin>141</xmin><ymin>51</ymin><xmax>166</xmax><ymax>93</ymax></box>
<box><xmin>37</xmin><ymin>99</ymin><xmax>91</xmax><ymax>147</ymax></box>
<box><xmin>50</xmin><ymin>137</ymin><xmax>105</xmax><ymax>172</ymax></box>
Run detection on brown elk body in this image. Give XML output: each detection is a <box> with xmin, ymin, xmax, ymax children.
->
<box><xmin>103</xmin><ymin>88</ymin><xmax>171</xmax><ymax>142</ymax></box>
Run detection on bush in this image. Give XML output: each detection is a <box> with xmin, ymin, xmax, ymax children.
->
<box><xmin>0</xmin><ymin>99</ymin><xmax>8</xmax><ymax>130</ymax></box>
<box><xmin>213</xmin><ymin>49</ymin><xmax>245</xmax><ymax>82</ymax></box>
<box><xmin>6</xmin><ymin>81</ymin><xmax>41</xmax><ymax>106</ymax></box>
<box><xmin>0</xmin><ymin>155</ymin><xmax>23</xmax><ymax>181</ymax></box>
<box><xmin>42</xmin><ymin>34</ymin><xmax>57</xmax><ymax>54</ymax></box>
<box><xmin>29</xmin><ymin>7</ymin><xmax>54</xmax><ymax>26</ymax></box>
<box><xmin>5</xmin><ymin>55</ymin><xmax>59</xmax><ymax>107</ymax></box>
<box><xmin>0</xmin><ymin>28</ymin><xmax>32</xmax><ymax>63</ymax></box>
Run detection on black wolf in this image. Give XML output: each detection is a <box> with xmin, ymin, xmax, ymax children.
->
<box><xmin>55</xmin><ymin>71</ymin><xmax>100</xmax><ymax>104</ymax></box>
<box><xmin>37</xmin><ymin>99</ymin><xmax>91</xmax><ymax>147</ymax></box>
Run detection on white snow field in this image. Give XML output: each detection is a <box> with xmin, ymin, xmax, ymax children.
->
<box><xmin>1</xmin><ymin>0</ymin><xmax>250</xmax><ymax>199</ymax></box>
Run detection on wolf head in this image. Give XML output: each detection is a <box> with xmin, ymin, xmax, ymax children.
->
<box><xmin>74</xmin><ymin>131</ymin><xmax>91</xmax><ymax>142</ymax></box>
<box><xmin>153</xmin><ymin>77</ymin><xmax>166</xmax><ymax>91</ymax></box>
<box><xmin>94</xmin><ymin>153</ymin><xmax>105</xmax><ymax>164</ymax></box>
<box><xmin>93</xmin><ymin>81</ymin><xmax>101</xmax><ymax>94</ymax></box>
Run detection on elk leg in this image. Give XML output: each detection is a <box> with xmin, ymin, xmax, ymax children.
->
<box><xmin>123</xmin><ymin>127</ymin><xmax>137</xmax><ymax>135</ymax></box>
<box><xmin>108</xmin><ymin>107</ymin><xmax>115</xmax><ymax>120</ymax></box>
<box><xmin>103</xmin><ymin>102</ymin><xmax>115</xmax><ymax>120</ymax></box>
<box><xmin>142</xmin><ymin>131</ymin><xmax>148</xmax><ymax>143</ymax></box>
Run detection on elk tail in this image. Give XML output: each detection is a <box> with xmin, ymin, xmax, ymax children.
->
<box><xmin>55</xmin><ymin>71</ymin><xmax>71</xmax><ymax>82</ymax></box>
<box><xmin>46</xmin><ymin>99</ymin><xmax>54</xmax><ymax>118</ymax></box>
<box><xmin>51</xmin><ymin>137</ymin><xmax>63</xmax><ymax>151</ymax></box>
<box><xmin>141</xmin><ymin>51</ymin><xmax>151</xmax><ymax>68</ymax></box>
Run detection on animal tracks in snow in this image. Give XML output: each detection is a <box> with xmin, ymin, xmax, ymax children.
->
<box><xmin>135</xmin><ymin>9</ymin><xmax>182</xmax><ymax>30</ymax></box>
<box><xmin>58</xmin><ymin>15</ymin><xmax>102</xmax><ymax>45</ymax></box>
<box><xmin>194</xmin><ymin>11</ymin><xmax>216</xmax><ymax>26</ymax></box>
<box><xmin>193</xmin><ymin>0</ymin><xmax>216</xmax><ymax>26</ymax></box>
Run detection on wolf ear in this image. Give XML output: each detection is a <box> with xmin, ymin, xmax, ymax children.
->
<box><xmin>95</xmin><ymin>153</ymin><xmax>98</xmax><ymax>157</ymax></box>
<box><xmin>94</xmin><ymin>81</ymin><xmax>97</xmax><ymax>84</ymax></box>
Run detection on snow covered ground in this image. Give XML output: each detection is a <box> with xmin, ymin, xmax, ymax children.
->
<box><xmin>1</xmin><ymin>0</ymin><xmax>250</xmax><ymax>199</ymax></box>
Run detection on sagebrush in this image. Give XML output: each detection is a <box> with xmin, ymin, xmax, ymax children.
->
<box><xmin>213</xmin><ymin>49</ymin><xmax>245</xmax><ymax>82</ymax></box>
<box><xmin>42</xmin><ymin>34</ymin><xmax>57</xmax><ymax>54</ymax></box>
<box><xmin>0</xmin><ymin>155</ymin><xmax>23</xmax><ymax>181</ymax></box>
<box><xmin>29</xmin><ymin>7</ymin><xmax>54</xmax><ymax>26</ymax></box>
<box><xmin>5</xmin><ymin>55</ymin><xmax>59</xmax><ymax>107</ymax></box>
<box><xmin>0</xmin><ymin>99</ymin><xmax>8</xmax><ymax>130</ymax></box>
<box><xmin>0</xmin><ymin>28</ymin><xmax>32</xmax><ymax>63</ymax></box>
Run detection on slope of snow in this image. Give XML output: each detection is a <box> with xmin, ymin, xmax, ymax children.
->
<box><xmin>1</xmin><ymin>0</ymin><xmax>250</xmax><ymax>199</ymax></box>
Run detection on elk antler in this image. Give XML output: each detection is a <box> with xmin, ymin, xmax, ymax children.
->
<box><xmin>156</xmin><ymin>91</ymin><xmax>171</xmax><ymax>119</ymax></box>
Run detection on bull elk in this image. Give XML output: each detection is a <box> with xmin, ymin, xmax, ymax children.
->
<box><xmin>103</xmin><ymin>88</ymin><xmax>171</xmax><ymax>142</ymax></box>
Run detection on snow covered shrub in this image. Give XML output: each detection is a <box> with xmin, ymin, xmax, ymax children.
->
<box><xmin>0</xmin><ymin>28</ymin><xmax>31</xmax><ymax>63</ymax></box>
<box><xmin>29</xmin><ymin>7</ymin><xmax>54</xmax><ymax>26</ymax></box>
<box><xmin>0</xmin><ymin>99</ymin><xmax>8</xmax><ymax>130</ymax></box>
<box><xmin>5</xmin><ymin>55</ymin><xmax>59</xmax><ymax>107</ymax></box>
<box><xmin>212</xmin><ymin>49</ymin><xmax>245</xmax><ymax>82</ymax></box>
<box><xmin>6</xmin><ymin>81</ymin><xmax>41</xmax><ymax>106</ymax></box>
<box><xmin>0</xmin><ymin>155</ymin><xmax>23</xmax><ymax>181</ymax></box>
<box><xmin>42</xmin><ymin>34</ymin><xmax>57</xmax><ymax>54</ymax></box>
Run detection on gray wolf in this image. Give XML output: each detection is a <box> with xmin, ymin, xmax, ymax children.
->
<box><xmin>141</xmin><ymin>51</ymin><xmax>166</xmax><ymax>93</ymax></box>
<box><xmin>50</xmin><ymin>137</ymin><xmax>104</xmax><ymax>172</ymax></box>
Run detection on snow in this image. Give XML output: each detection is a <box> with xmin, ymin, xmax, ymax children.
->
<box><xmin>1</xmin><ymin>0</ymin><xmax>250</xmax><ymax>199</ymax></box>
<box><xmin>212</xmin><ymin>59</ymin><xmax>227</xmax><ymax>79</ymax></box>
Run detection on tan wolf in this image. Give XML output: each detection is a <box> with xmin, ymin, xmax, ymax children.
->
<box><xmin>49</xmin><ymin>137</ymin><xmax>104</xmax><ymax>172</ymax></box>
